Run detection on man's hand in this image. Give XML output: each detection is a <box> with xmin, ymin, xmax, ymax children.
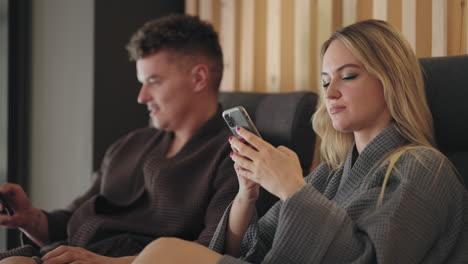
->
<box><xmin>0</xmin><ymin>183</ymin><xmax>50</xmax><ymax>246</ymax></box>
<box><xmin>0</xmin><ymin>183</ymin><xmax>36</xmax><ymax>229</ymax></box>
<box><xmin>41</xmin><ymin>246</ymin><xmax>136</xmax><ymax>264</ymax></box>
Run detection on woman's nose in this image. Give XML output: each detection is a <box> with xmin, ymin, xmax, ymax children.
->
<box><xmin>325</xmin><ymin>81</ymin><xmax>341</xmax><ymax>100</ymax></box>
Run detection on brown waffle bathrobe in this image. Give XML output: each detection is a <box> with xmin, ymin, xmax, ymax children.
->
<box><xmin>40</xmin><ymin>108</ymin><xmax>238</xmax><ymax>257</ymax></box>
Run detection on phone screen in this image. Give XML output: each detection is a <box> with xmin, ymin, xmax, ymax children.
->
<box><xmin>222</xmin><ymin>106</ymin><xmax>261</xmax><ymax>138</ymax></box>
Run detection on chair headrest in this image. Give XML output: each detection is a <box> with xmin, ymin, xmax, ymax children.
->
<box><xmin>219</xmin><ymin>91</ymin><xmax>318</xmax><ymax>172</ymax></box>
<box><xmin>420</xmin><ymin>55</ymin><xmax>468</xmax><ymax>153</ymax></box>
<box><xmin>419</xmin><ymin>55</ymin><xmax>468</xmax><ymax>184</ymax></box>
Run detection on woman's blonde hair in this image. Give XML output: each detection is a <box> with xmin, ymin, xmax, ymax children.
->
<box><xmin>313</xmin><ymin>19</ymin><xmax>435</xmax><ymax>170</ymax></box>
<box><xmin>312</xmin><ymin>20</ymin><xmax>443</xmax><ymax>204</ymax></box>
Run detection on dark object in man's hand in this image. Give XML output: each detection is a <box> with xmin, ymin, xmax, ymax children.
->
<box><xmin>0</xmin><ymin>193</ymin><xmax>13</xmax><ymax>216</ymax></box>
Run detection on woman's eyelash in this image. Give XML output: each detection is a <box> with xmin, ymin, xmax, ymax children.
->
<box><xmin>343</xmin><ymin>74</ymin><xmax>357</xmax><ymax>80</ymax></box>
<box><xmin>322</xmin><ymin>74</ymin><xmax>357</xmax><ymax>88</ymax></box>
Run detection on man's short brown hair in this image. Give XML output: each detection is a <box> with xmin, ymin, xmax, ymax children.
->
<box><xmin>126</xmin><ymin>14</ymin><xmax>224</xmax><ymax>91</ymax></box>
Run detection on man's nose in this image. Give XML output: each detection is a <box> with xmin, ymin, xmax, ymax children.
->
<box><xmin>137</xmin><ymin>85</ymin><xmax>151</xmax><ymax>104</ymax></box>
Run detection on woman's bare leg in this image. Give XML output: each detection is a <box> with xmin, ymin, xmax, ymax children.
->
<box><xmin>0</xmin><ymin>256</ymin><xmax>37</xmax><ymax>264</ymax></box>
<box><xmin>133</xmin><ymin>237</ymin><xmax>222</xmax><ymax>264</ymax></box>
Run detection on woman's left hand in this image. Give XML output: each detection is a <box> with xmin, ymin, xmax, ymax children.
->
<box><xmin>230</xmin><ymin>127</ymin><xmax>307</xmax><ymax>200</ymax></box>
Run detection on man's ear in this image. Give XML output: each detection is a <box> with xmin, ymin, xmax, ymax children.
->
<box><xmin>191</xmin><ymin>64</ymin><xmax>210</xmax><ymax>92</ymax></box>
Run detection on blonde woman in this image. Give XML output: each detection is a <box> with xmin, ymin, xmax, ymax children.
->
<box><xmin>132</xmin><ymin>19</ymin><xmax>467</xmax><ymax>264</ymax></box>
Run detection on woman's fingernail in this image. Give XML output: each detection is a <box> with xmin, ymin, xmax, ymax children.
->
<box><xmin>230</xmin><ymin>152</ymin><xmax>233</xmax><ymax>157</ymax></box>
<box><xmin>236</xmin><ymin>127</ymin><xmax>241</xmax><ymax>131</ymax></box>
<box><xmin>228</xmin><ymin>136</ymin><xmax>233</xmax><ymax>142</ymax></box>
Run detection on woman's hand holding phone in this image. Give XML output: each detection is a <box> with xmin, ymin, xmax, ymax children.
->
<box><xmin>223</xmin><ymin>106</ymin><xmax>262</xmax><ymax>201</ymax></box>
<box><xmin>229</xmin><ymin>127</ymin><xmax>306</xmax><ymax>201</ymax></box>
<box><xmin>230</xmin><ymin>137</ymin><xmax>261</xmax><ymax>203</ymax></box>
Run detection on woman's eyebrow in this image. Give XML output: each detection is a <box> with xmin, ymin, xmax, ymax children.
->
<box><xmin>321</xmin><ymin>63</ymin><xmax>361</xmax><ymax>76</ymax></box>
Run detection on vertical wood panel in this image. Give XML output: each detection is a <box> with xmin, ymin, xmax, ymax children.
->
<box><xmin>447</xmin><ymin>0</ymin><xmax>465</xmax><ymax>55</ymax></box>
<box><xmin>402</xmin><ymin>0</ymin><xmax>417</xmax><ymax>51</ymax></box>
<box><xmin>333</xmin><ymin>0</ymin><xmax>343</xmax><ymax>30</ymax></box>
<box><xmin>235</xmin><ymin>1</ymin><xmax>242</xmax><ymax>92</ymax></box>
<box><xmin>266</xmin><ymin>0</ymin><xmax>282</xmax><ymax>92</ymax></box>
<box><xmin>219</xmin><ymin>0</ymin><xmax>236</xmax><ymax>91</ymax></box>
<box><xmin>415</xmin><ymin>0</ymin><xmax>432</xmax><ymax>57</ymax></box>
<box><xmin>239</xmin><ymin>0</ymin><xmax>255</xmax><ymax>91</ymax></box>
<box><xmin>373</xmin><ymin>0</ymin><xmax>388</xmax><ymax>20</ymax></box>
<box><xmin>343</xmin><ymin>0</ymin><xmax>358</xmax><ymax>26</ymax></box>
<box><xmin>211</xmin><ymin>0</ymin><xmax>221</xmax><ymax>33</ymax></box>
<box><xmin>294</xmin><ymin>0</ymin><xmax>312</xmax><ymax>91</ymax></box>
<box><xmin>309</xmin><ymin>0</ymin><xmax>318</xmax><ymax>92</ymax></box>
<box><xmin>466</xmin><ymin>0</ymin><xmax>468</xmax><ymax>53</ymax></box>
<box><xmin>281</xmin><ymin>1</ymin><xmax>295</xmax><ymax>92</ymax></box>
<box><xmin>387</xmin><ymin>0</ymin><xmax>401</xmax><ymax>30</ymax></box>
<box><xmin>317</xmin><ymin>0</ymin><xmax>336</xmax><ymax>87</ymax></box>
<box><xmin>199</xmin><ymin>0</ymin><xmax>213</xmax><ymax>22</ymax></box>
<box><xmin>185</xmin><ymin>0</ymin><xmax>198</xmax><ymax>15</ymax></box>
<box><xmin>358</xmin><ymin>0</ymin><xmax>373</xmax><ymax>20</ymax></box>
<box><xmin>432</xmin><ymin>0</ymin><xmax>447</xmax><ymax>56</ymax></box>
<box><xmin>254</xmin><ymin>0</ymin><xmax>267</xmax><ymax>92</ymax></box>
<box><xmin>317</xmin><ymin>0</ymin><xmax>334</xmax><ymax>51</ymax></box>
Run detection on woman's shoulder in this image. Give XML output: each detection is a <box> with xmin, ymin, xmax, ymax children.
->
<box><xmin>397</xmin><ymin>146</ymin><xmax>453</xmax><ymax>176</ymax></box>
<box><xmin>391</xmin><ymin>146</ymin><xmax>464</xmax><ymax>193</ymax></box>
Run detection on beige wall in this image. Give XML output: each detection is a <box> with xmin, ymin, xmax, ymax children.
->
<box><xmin>187</xmin><ymin>0</ymin><xmax>468</xmax><ymax>93</ymax></box>
<box><xmin>30</xmin><ymin>0</ymin><xmax>94</xmax><ymax>210</ymax></box>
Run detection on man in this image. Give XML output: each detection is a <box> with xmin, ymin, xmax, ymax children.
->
<box><xmin>0</xmin><ymin>14</ymin><xmax>238</xmax><ymax>264</ymax></box>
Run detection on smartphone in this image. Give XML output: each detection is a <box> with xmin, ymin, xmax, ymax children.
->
<box><xmin>222</xmin><ymin>106</ymin><xmax>261</xmax><ymax>138</ymax></box>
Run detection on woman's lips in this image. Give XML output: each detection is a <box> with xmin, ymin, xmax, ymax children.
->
<box><xmin>329</xmin><ymin>105</ymin><xmax>346</xmax><ymax>114</ymax></box>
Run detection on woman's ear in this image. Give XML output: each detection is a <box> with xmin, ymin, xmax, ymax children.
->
<box><xmin>191</xmin><ymin>64</ymin><xmax>210</xmax><ymax>92</ymax></box>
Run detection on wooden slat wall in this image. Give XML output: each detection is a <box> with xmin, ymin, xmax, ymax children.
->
<box><xmin>294</xmin><ymin>0</ymin><xmax>312</xmax><ymax>91</ymax></box>
<box><xmin>185</xmin><ymin>0</ymin><xmax>198</xmax><ymax>16</ymax></box>
<box><xmin>198</xmin><ymin>0</ymin><xmax>213</xmax><ymax>22</ymax></box>
<box><xmin>432</xmin><ymin>0</ymin><xmax>447</xmax><ymax>56</ymax></box>
<box><xmin>416</xmin><ymin>0</ymin><xmax>432</xmax><ymax>57</ymax></box>
<box><xmin>466</xmin><ymin>0</ymin><xmax>468</xmax><ymax>53</ymax></box>
<box><xmin>402</xmin><ymin>0</ymin><xmax>417</xmax><ymax>51</ymax></box>
<box><xmin>265</xmin><ymin>0</ymin><xmax>282</xmax><ymax>92</ymax></box>
<box><xmin>343</xmin><ymin>0</ymin><xmax>358</xmax><ymax>26</ymax></box>
<box><xmin>189</xmin><ymin>0</ymin><xmax>468</xmax><ymax>93</ymax></box>
<box><xmin>239</xmin><ymin>0</ymin><xmax>255</xmax><ymax>92</ymax></box>
<box><xmin>219</xmin><ymin>0</ymin><xmax>237</xmax><ymax>91</ymax></box>
<box><xmin>373</xmin><ymin>0</ymin><xmax>388</xmax><ymax>21</ymax></box>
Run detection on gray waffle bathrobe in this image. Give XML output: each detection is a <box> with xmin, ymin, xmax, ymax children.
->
<box><xmin>210</xmin><ymin>124</ymin><xmax>468</xmax><ymax>263</ymax></box>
